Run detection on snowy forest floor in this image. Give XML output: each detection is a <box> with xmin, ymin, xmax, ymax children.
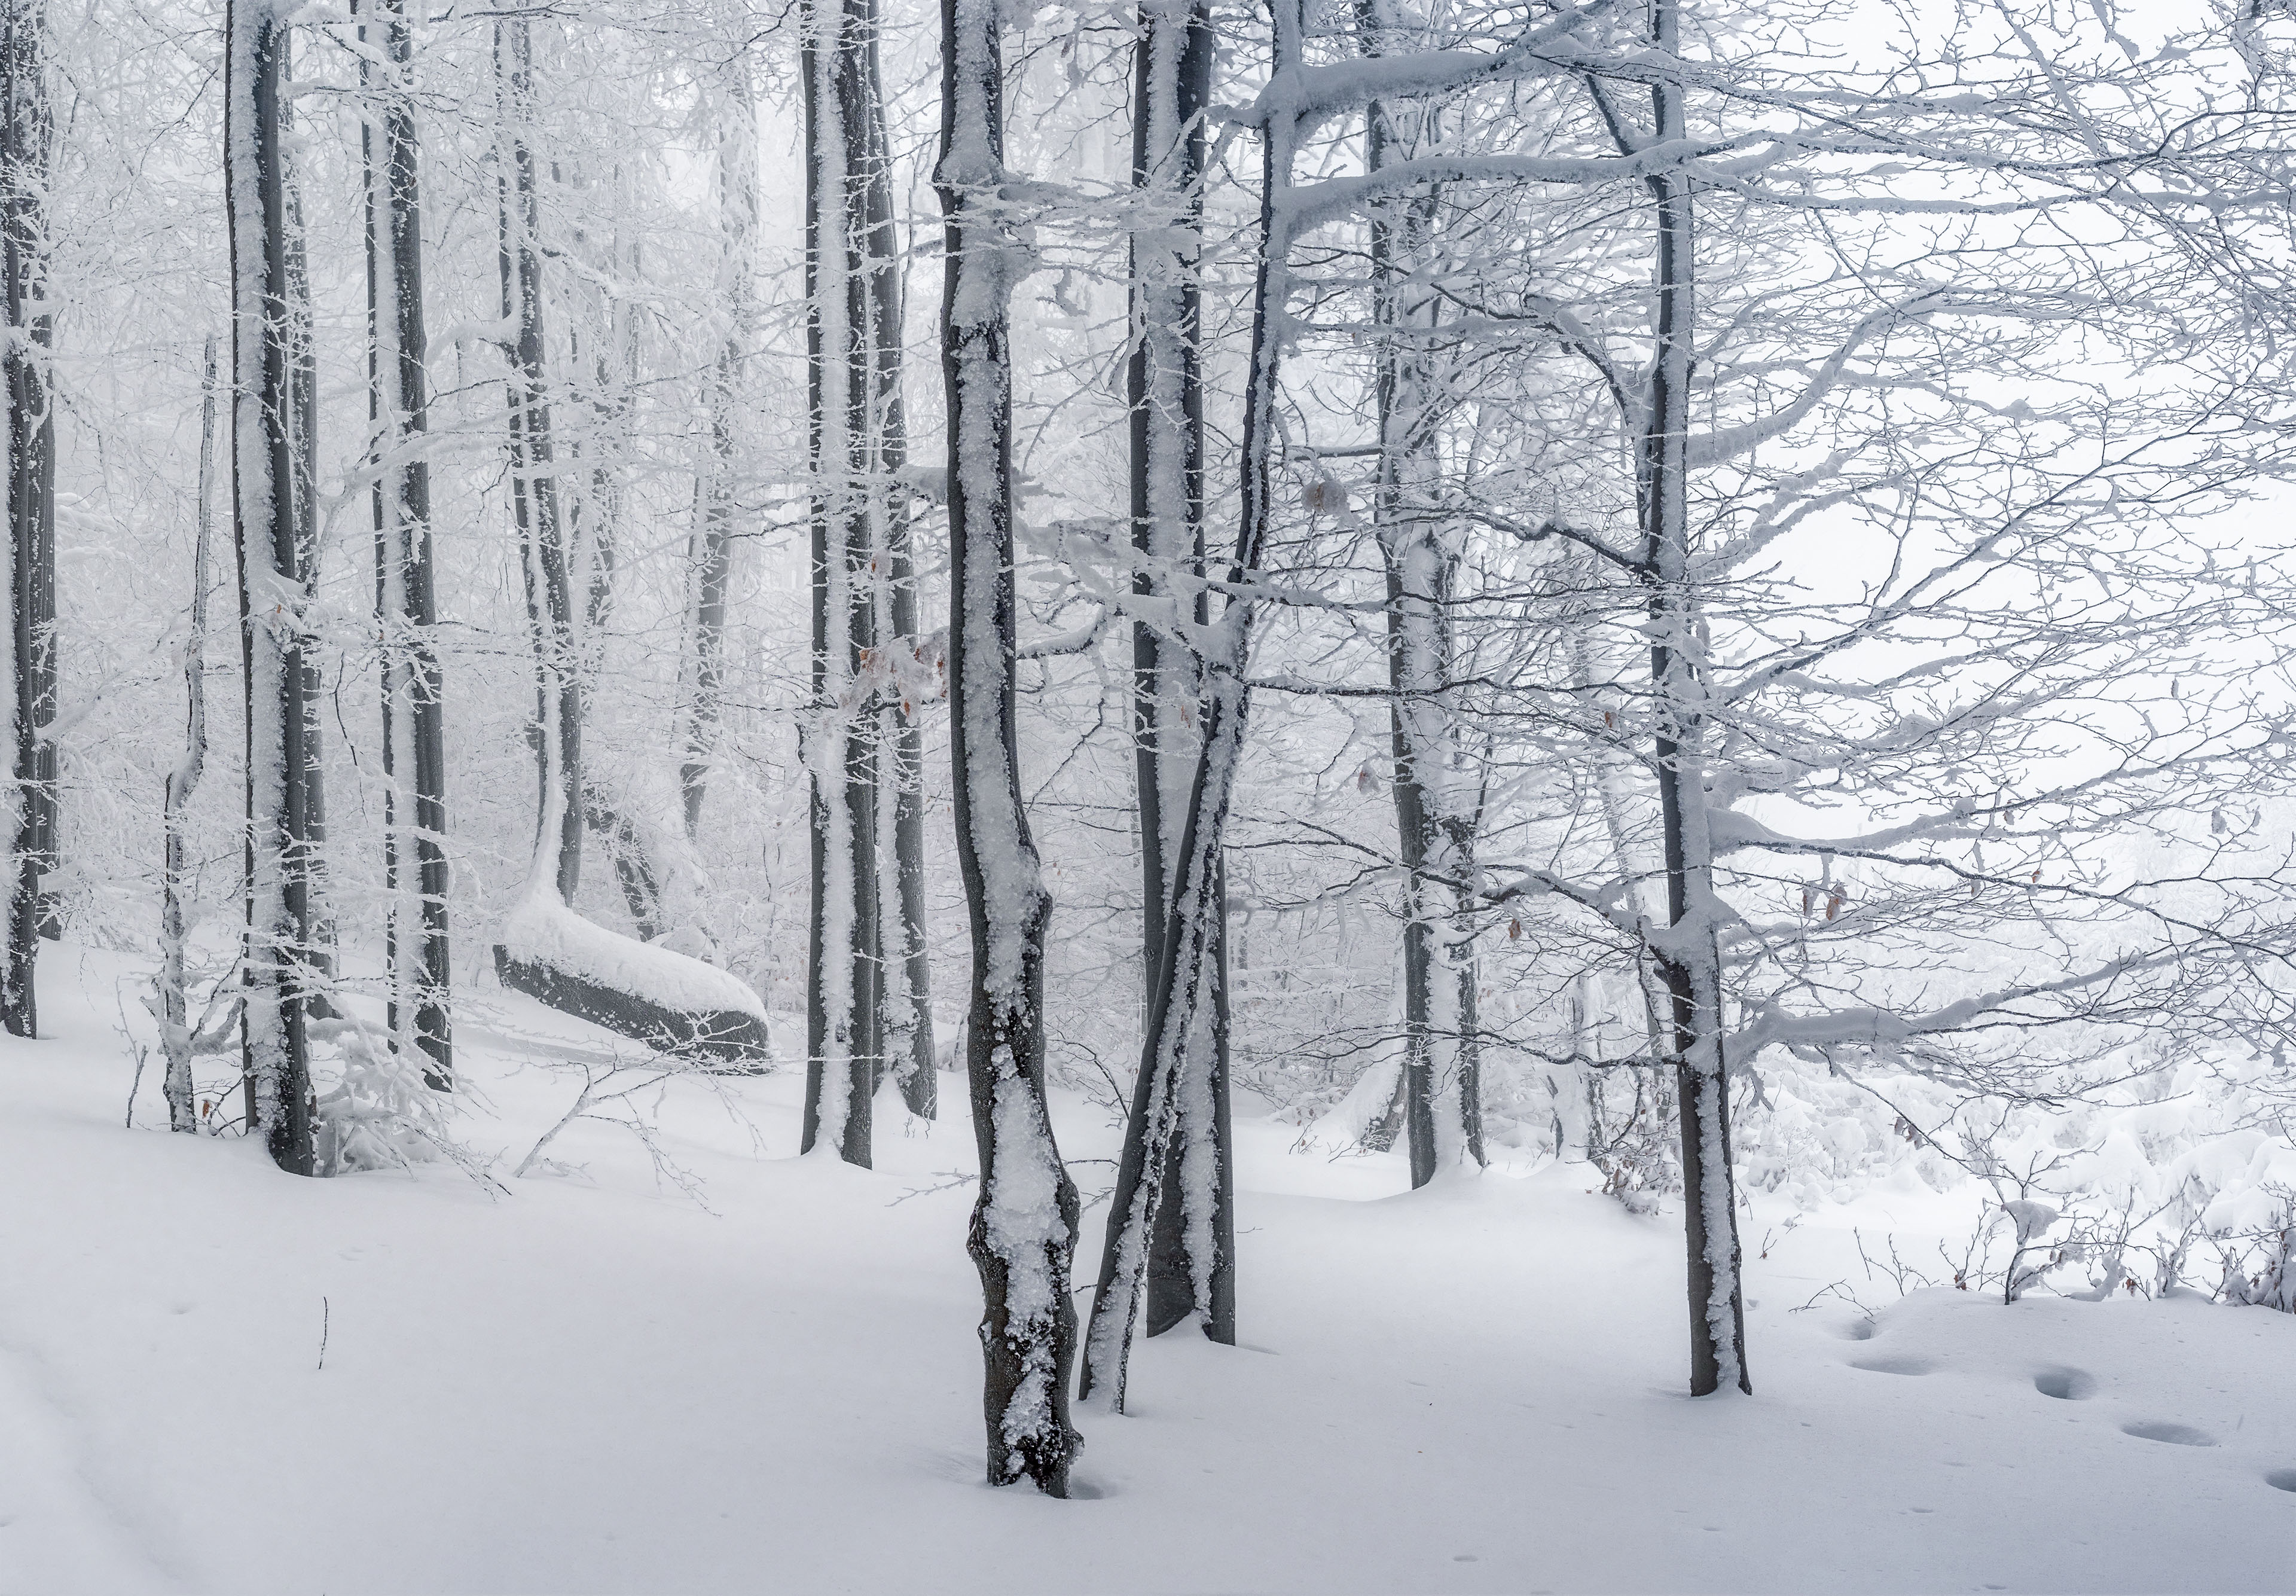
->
<box><xmin>5</xmin><ymin>943</ymin><xmax>2295</xmax><ymax>1595</ymax></box>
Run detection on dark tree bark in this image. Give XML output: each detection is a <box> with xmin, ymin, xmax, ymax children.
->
<box><xmin>495</xmin><ymin>8</ymin><xmax>581</xmax><ymax>910</ymax></box>
<box><xmin>364</xmin><ymin>0</ymin><xmax>450</xmax><ymax>1088</ymax></box>
<box><xmin>225</xmin><ymin>0</ymin><xmax>316</xmax><ymax>1174</ymax></box>
<box><xmin>1629</xmin><ymin>0</ymin><xmax>1748</xmax><ymax>1396</ymax></box>
<box><xmin>285</xmin><ymin>178</ymin><xmax>332</xmax><ymax>1008</ymax></box>
<box><xmin>939</xmin><ymin>0</ymin><xmax>1082</xmax><ymax>1493</ymax></box>
<box><xmin>858</xmin><ymin>35</ymin><xmax>935</xmax><ymax>1124</ymax></box>
<box><xmin>1080</xmin><ymin>0</ymin><xmax>1299</xmax><ymax>1412</ymax></box>
<box><xmin>1</xmin><ymin>0</ymin><xmax>51</xmax><ymax>1034</ymax></box>
<box><xmin>801</xmin><ymin>0</ymin><xmax>886</xmax><ymax>1165</ymax></box>
<box><xmin>1094</xmin><ymin>0</ymin><xmax>1232</xmax><ymax>1348</ymax></box>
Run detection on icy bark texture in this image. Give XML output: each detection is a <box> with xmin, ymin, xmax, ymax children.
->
<box><xmin>0</xmin><ymin>0</ymin><xmax>50</xmax><ymax>1037</ymax></box>
<box><xmin>1080</xmin><ymin>0</ymin><xmax>1298</xmax><ymax>1411</ymax></box>
<box><xmin>938</xmin><ymin>0</ymin><xmax>1082</xmax><ymax>1494</ymax></box>
<box><xmin>1092</xmin><ymin>0</ymin><xmax>1234</xmax><ymax>1355</ymax></box>
<box><xmin>225</xmin><ymin>0</ymin><xmax>316</xmax><ymax>1174</ymax></box>
<box><xmin>364</xmin><ymin>0</ymin><xmax>451</xmax><ymax>1089</ymax></box>
<box><xmin>1358</xmin><ymin>6</ymin><xmax>1483</xmax><ymax>1188</ymax></box>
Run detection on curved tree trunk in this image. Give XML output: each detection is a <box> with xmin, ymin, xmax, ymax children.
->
<box><xmin>939</xmin><ymin>0</ymin><xmax>1082</xmax><ymax>1493</ymax></box>
<box><xmin>1095</xmin><ymin>0</ymin><xmax>1231</xmax><ymax>1349</ymax></box>
<box><xmin>1080</xmin><ymin>0</ymin><xmax>1298</xmax><ymax>1411</ymax></box>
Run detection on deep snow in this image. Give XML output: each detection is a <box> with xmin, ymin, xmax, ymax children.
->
<box><xmin>5</xmin><ymin>942</ymin><xmax>2294</xmax><ymax>1595</ymax></box>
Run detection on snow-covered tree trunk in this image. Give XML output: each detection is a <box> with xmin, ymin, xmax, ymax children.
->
<box><xmin>801</xmin><ymin>0</ymin><xmax>886</xmax><ymax>1163</ymax></box>
<box><xmin>226</xmin><ymin>0</ymin><xmax>316</xmax><ymax>1174</ymax></box>
<box><xmin>1636</xmin><ymin>0</ymin><xmax>1747</xmax><ymax>1396</ymax></box>
<box><xmin>496</xmin><ymin>8</ymin><xmax>581</xmax><ymax>911</ymax></box>
<box><xmin>851</xmin><ymin>29</ymin><xmax>937</xmax><ymax>1122</ymax></box>
<box><xmin>159</xmin><ymin>336</ymin><xmax>218</xmax><ymax>1133</ymax></box>
<box><xmin>1357</xmin><ymin>16</ymin><xmax>1482</xmax><ymax>1188</ymax></box>
<box><xmin>1080</xmin><ymin>0</ymin><xmax>1300</xmax><ymax>1411</ymax></box>
<box><xmin>1093</xmin><ymin>0</ymin><xmax>1232</xmax><ymax>1350</ymax></box>
<box><xmin>881</xmin><ymin>493</ymin><xmax>938</xmax><ymax>1120</ymax></box>
<box><xmin>364</xmin><ymin>0</ymin><xmax>450</xmax><ymax>1088</ymax></box>
<box><xmin>0</xmin><ymin>0</ymin><xmax>50</xmax><ymax>1036</ymax></box>
<box><xmin>284</xmin><ymin>176</ymin><xmax>332</xmax><ymax>1003</ymax></box>
<box><xmin>938</xmin><ymin>0</ymin><xmax>1082</xmax><ymax>1493</ymax></box>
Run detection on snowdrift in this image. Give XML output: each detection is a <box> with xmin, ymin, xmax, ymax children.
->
<box><xmin>493</xmin><ymin>892</ymin><xmax>771</xmax><ymax>1067</ymax></box>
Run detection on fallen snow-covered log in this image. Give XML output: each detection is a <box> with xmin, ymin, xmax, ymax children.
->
<box><xmin>493</xmin><ymin>893</ymin><xmax>771</xmax><ymax>1068</ymax></box>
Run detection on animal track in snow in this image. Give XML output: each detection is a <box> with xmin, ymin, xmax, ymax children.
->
<box><xmin>2120</xmin><ymin>1421</ymin><xmax>2215</xmax><ymax>1447</ymax></box>
<box><xmin>2264</xmin><ymin>1469</ymin><xmax>2296</xmax><ymax>1493</ymax></box>
<box><xmin>2032</xmin><ymin>1366</ymin><xmax>2096</xmax><ymax>1400</ymax></box>
<box><xmin>1839</xmin><ymin>1319</ymin><xmax>1878</xmax><ymax>1341</ymax></box>
<box><xmin>1849</xmin><ymin>1356</ymin><xmax>1934</xmax><ymax>1377</ymax></box>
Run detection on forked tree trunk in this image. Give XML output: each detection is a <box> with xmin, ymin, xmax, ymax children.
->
<box><xmin>801</xmin><ymin>0</ymin><xmax>885</xmax><ymax>1164</ymax></box>
<box><xmin>365</xmin><ymin>0</ymin><xmax>450</xmax><ymax>1087</ymax></box>
<box><xmin>1637</xmin><ymin>0</ymin><xmax>1747</xmax><ymax>1396</ymax></box>
<box><xmin>225</xmin><ymin>0</ymin><xmax>316</xmax><ymax>1174</ymax></box>
<box><xmin>1094</xmin><ymin>0</ymin><xmax>1231</xmax><ymax>1350</ymax></box>
<box><xmin>939</xmin><ymin>0</ymin><xmax>1082</xmax><ymax>1493</ymax></box>
<box><xmin>160</xmin><ymin>337</ymin><xmax>218</xmax><ymax>1131</ymax></box>
<box><xmin>496</xmin><ymin>8</ymin><xmax>581</xmax><ymax>910</ymax></box>
<box><xmin>1</xmin><ymin>0</ymin><xmax>51</xmax><ymax>1033</ymax></box>
<box><xmin>1357</xmin><ymin>25</ymin><xmax>1482</xmax><ymax>1187</ymax></box>
<box><xmin>1080</xmin><ymin>0</ymin><xmax>1299</xmax><ymax>1411</ymax></box>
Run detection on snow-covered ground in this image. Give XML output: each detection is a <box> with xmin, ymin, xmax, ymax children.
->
<box><xmin>5</xmin><ymin>943</ymin><xmax>2294</xmax><ymax>1595</ymax></box>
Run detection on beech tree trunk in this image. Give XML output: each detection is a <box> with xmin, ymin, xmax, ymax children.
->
<box><xmin>1095</xmin><ymin>0</ymin><xmax>1232</xmax><ymax>1349</ymax></box>
<box><xmin>1357</xmin><ymin>22</ymin><xmax>1482</xmax><ymax>1188</ymax></box>
<box><xmin>365</xmin><ymin>0</ymin><xmax>450</xmax><ymax>1088</ymax></box>
<box><xmin>1636</xmin><ymin>0</ymin><xmax>1748</xmax><ymax>1396</ymax></box>
<box><xmin>159</xmin><ymin>337</ymin><xmax>218</xmax><ymax>1132</ymax></box>
<box><xmin>939</xmin><ymin>0</ymin><xmax>1082</xmax><ymax>1493</ymax></box>
<box><xmin>883</xmin><ymin>499</ymin><xmax>938</xmax><ymax>1119</ymax></box>
<box><xmin>1080</xmin><ymin>0</ymin><xmax>1299</xmax><ymax>1411</ymax></box>
<box><xmin>860</xmin><ymin>38</ymin><xmax>934</xmax><ymax>1122</ymax></box>
<box><xmin>1</xmin><ymin>0</ymin><xmax>51</xmax><ymax>1034</ymax></box>
<box><xmin>801</xmin><ymin>0</ymin><xmax>886</xmax><ymax>1164</ymax></box>
<box><xmin>285</xmin><ymin>180</ymin><xmax>332</xmax><ymax>1005</ymax></box>
<box><xmin>496</xmin><ymin>8</ymin><xmax>581</xmax><ymax>910</ymax></box>
<box><xmin>226</xmin><ymin>0</ymin><xmax>316</xmax><ymax>1174</ymax></box>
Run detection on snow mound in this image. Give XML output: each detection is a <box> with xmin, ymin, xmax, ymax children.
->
<box><xmin>495</xmin><ymin>892</ymin><xmax>771</xmax><ymax>1065</ymax></box>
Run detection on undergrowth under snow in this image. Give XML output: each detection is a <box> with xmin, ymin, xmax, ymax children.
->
<box><xmin>5</xmin><ymin>943</ymin><xmax>2295</xmax><ymax>1594</ymax></box>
